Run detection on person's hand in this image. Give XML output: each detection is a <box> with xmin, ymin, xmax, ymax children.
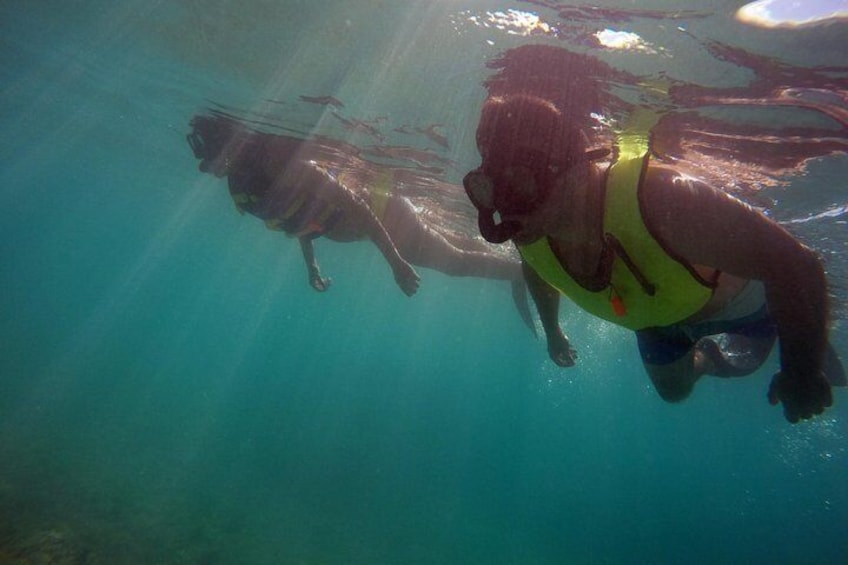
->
<box><xmin>768</xmin><ymin>370</ymin><xmax>832</xmax><ymax>423</ymax></box>
<box><xmin>548</xmin><ymin>334</ymin><xmax>577</xmax><ymax>367</ymax></box>
<box><xmin>309</xmin><ymin>272</ymin><xmax>332</xmax><ymax>292</ymax></box>
<box><xmin>394</xmin><ymin>262</ymin><xmax>421</xmax><ymax>296</ymax></box>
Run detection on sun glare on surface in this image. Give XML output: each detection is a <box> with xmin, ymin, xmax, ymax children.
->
<box><xmin>594</xmin><ymin>29</ymin><xmax>657</xmax><ymax>53</ymax></box>
<box><xmin>736</xmin><ymin>0</ymin><xmax>848</xmax><ymax>28</ymax></box>
<box><xmin>461</xmin><ymin>8</ymin><xmax>553</xmax><ymax>37</ymax></box>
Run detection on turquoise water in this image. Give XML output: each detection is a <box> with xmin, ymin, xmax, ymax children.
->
<box><xmin>1</xmin><ymin>1</ymin><xmax>847</xmax><ymax>563</ymax></box>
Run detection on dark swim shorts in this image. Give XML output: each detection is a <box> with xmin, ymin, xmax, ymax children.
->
<box><xmin>636</xmin><ymin>304</ymin><xmax>777</xmax><ymax>366</ymax></box>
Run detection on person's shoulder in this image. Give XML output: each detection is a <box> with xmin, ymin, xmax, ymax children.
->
<box><xmin>641</xmin><ymin>162</ymin><xmax>702</xmax><ymax>214</ymax></box>
<box><xmin>640</xmin><ymin>160</ymin><xmax>745</xmax><ymax>217</ymax></box>
<box><xmin>637</xmin><ymin>159</ymin><xmax>774</xmax><ymax>247</ymax></box>
<box><xmin>642</xmin><ymin>161</ymin><xmax>711</xmax><ymax>194</ymax></box>
<box><xmin>637</xmin><ymin>159</ymin><xmax>800</xmax><ymax>274</ymax></box>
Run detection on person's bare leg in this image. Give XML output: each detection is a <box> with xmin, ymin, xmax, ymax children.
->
<box><xmin>643</xmin><ymin>351</ymin><xmax>702</xmax><ymax>403</ymax></box>
<box><xmin>381</xmin><ymin>198</ymin><xmax>519</xmax><ymax>280</ymax></box>
<box><xmin>695</xmin><ymin>333</ymin><xmax>777</xmax><ymax>378</ymax></box>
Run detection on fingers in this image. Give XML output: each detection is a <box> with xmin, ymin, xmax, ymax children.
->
<box><xmin>823</xmin><ymin>386</ymin><xmax>834</xmax><ymax>408</ymax></box>
<box><xmin>769</xmin><ymin>372</ymin><xmax>832</xmax><ymax>423</ymax></box>
<box><xmin>397</xmin><ymin>269</ymin><xmax>420</xmax><ymax>296</ymax></box>
<box><xmin>402</xmin><ymin>280</ymin><xmax>419</xmax><ymax>296</ymax></box>
<box><xmin>784</xmin><ymin>402</ymin><xmax>824</xmax><ymax>424</ymax></box>
<box><xmin>310</xmin><ymin>276</ymin><xmax>331</xmax><ymax>292</ymax></box>
<box><xmin>783</xmin><ymin>405</ymin><xmax>801</xmax><ymax>424</ymax></box>
<box><xmin>767</xmin><ymin>378</ymin><xmax>780</xmax><ymax>406</ymax></box>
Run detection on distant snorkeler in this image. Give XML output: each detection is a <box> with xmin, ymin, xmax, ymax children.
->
<box><xmin>463</xmin><ymin>45</ymin><xmax>847</xmax><ymax>423</ymax></box>
<box><xmin>187</xmin><ymin>112</ymin><xmax>533</xmax><ymax>327</ymax></box>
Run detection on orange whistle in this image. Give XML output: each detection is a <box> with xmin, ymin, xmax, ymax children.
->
<box><xmin>611</xmin><ymin>295</ymin><xmax>627</xmax><ymax>316</ymax></box>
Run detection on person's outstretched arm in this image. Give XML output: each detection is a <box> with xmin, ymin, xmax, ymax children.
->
<box><xmin>643</xmin><ymin>165</ymin><xmax>832</xmax><ymax>422</ymax></box>
<box><xmin>523</xmin><ymin>259</ymin><xmax>577</xmax><ymax>367</ymax></box>
<box><xmin>298</xmin><ymin>236</ymin><xmax>331</xmax><ymax>292</ymax></box>
<box><xmin>287</xmin><ymin>162</ymin><xmax>421</xmax><ymax>296</ymax></box>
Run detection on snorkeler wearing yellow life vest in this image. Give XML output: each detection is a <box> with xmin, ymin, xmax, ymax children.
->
<box><xmin>464</xmin><ymin>93</ymin><xmax>844</xmax><ymax>423</ymax></box>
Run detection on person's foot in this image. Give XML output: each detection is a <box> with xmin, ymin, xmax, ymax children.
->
<box><xmin>695</xmin><ymin>334</ymin><xmax>766</xmax><ymax>378</ymax></box>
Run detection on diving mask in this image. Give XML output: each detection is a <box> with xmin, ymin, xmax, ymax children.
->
<box><xmin>464</xmin><ymin>146</ymin><xmax>611</xmax><ymax>244</ymax></box>
<box><xmin>186</xmin><ymin>130</ymin><xmax>205</xmax><ymax>160</ymax></box>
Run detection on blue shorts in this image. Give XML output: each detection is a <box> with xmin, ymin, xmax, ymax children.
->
<box><xmin>636</xmin><ymin>283</ymin><xmax>777</xmax><ymax>366</ymax></box>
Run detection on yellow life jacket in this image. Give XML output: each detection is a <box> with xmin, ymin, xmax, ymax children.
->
<box><xmin>518</xmin><ymin>110</ymin><xmax>715</xmax><ymax>330</ymax></box>
<box><xmin>368</xmin><ymin>170</ymin><xmax>394</xmax><ymax>220</ymax></box>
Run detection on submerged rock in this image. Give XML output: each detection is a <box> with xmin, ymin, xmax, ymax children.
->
<box><xmin>3</xmin><ymin>529</ymin><xmax>89</xmax><ymax>565</ymax></box>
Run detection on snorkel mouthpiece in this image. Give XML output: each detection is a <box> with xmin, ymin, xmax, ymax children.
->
<box><xmin>477</xmin><ymin>209</ymin><xmax>522</xmax><ymax>243</ymax></box>
<box><xmin>464</xmin><ymin>169</ymin><xmax>523</xmax><ymax>243</ymax></box>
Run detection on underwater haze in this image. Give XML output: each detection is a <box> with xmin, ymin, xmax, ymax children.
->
<box><xmin>1</xmin><ymin>1</ymin><xmax>847</xmax><ymax>563</ymax></box>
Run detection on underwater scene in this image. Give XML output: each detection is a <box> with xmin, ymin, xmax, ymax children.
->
<box><xmin>1</xmin><ymin>1</ymin><xmax>847</xmax><ymax>563</ymax></box>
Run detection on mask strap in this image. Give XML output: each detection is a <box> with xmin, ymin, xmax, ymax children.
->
<box><xmin>584</xmin><ymin>147</ymin><xmax>611</xmax><ymax>162</ymax></box>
